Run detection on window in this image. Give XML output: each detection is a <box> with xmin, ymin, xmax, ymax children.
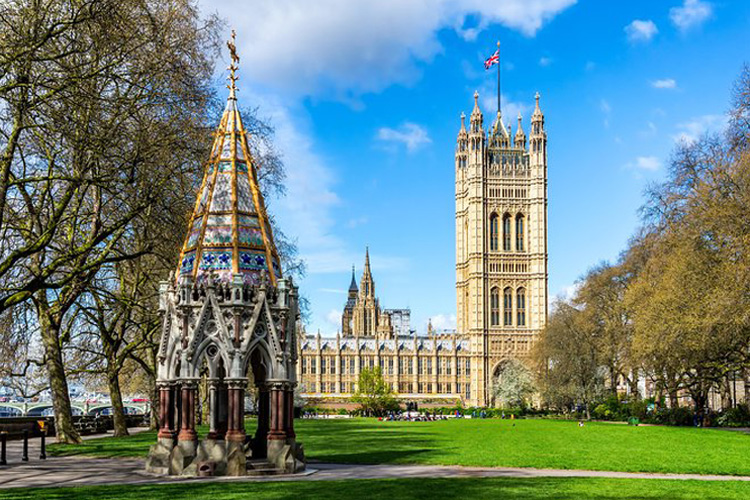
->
<box><xmin>446</xmin><ymin>358</ymin><xmax>452</xmax><ymax>375</ymax></box>
<box><xmin>311</xmin><ymin>358</ymin><xmax>317</xmax><ymax>373</ymax></box>
<box><xmin>516</xmin><ymin>214</ymin><xmax>525</xmax><ymax>251</ymax></box>
<box><xmin>426</xmin><ymin>358</ymin><xmax>432</xmax><ymax>375</ymax></box>
<box><xmin>517</xmin><ymin>288</ymin><xmax>526</xmax><ymax>326</ymax></box>
<box><xmin>503</xmin><ymin>287</ymin><xmax>513</xmax><ymax>326</ymax></box>
<box><xmin>301</xmin><ymin>357</ymin><xmax>307</xmax><ymax>374</ymax></box>
<box><xmin>408</xmin><ymin>358</ymin><xmax>413</xmax><ymax>375</ymax></box>
<box><xmin>489</xmin><ymin>213</ymin><xmax>499</xmax><ymax>251</ymax></box>
<box><xmin>320</xmin><ymin>357</ymin><xmax>327</xmax><ymax>374</ymax></box>
<box><xmin>465</xmin><ymin>358</ymin><xmax>471</xmax><ymax>375</ymax></box>
<box><xmin>329</xmin><ymin>357</ymin><xmax>336</xmax><ymax>375</ymax></box>
<box><xmin>388</xmin><ymin>358</ymin><xmax>394</xmax><ymax>375</ymax></box>
<box><xmin>490</xmin><ymin>288</ymin><xmax>500</xmax><ymax>326</ymax></box>
<box><xmin>418</xmin><ymin>358</ymin><xmax>424</xmax><ymax>375</ymax></box>
<box><xmin>502</xmin><ymin>214</ymin><xmax>511</xmax><ymax>251</ymax></box>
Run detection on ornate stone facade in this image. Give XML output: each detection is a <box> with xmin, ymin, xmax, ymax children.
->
<box><xmin>299</xmin><ymin>251</ymin><xmax>473</xmax><ymax>402</ymax></box>
<box><xmin>455</xmin><ymin>91</ymin><xmax>548</xmax><ymax>406</ymax></box>
<box><xmin>298</xmin><ymin>89</ymin><xmax>548</xmax><ymax>408</ymax></box>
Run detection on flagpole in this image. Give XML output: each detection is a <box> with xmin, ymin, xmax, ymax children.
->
<box><xmin>497</xmin><ymin>41</ymin><xmax>501</xmax><ymax>116</ymax></box>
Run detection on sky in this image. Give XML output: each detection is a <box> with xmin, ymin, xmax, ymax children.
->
<box><xmin>197</xmin><ymin>0</ymin><xmax>750</xmax><ymax>336</ymax></box>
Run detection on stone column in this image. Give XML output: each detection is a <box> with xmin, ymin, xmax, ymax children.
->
<box><xmin>267</xmin><ymin>382</ymin><xmax>287</xmax><ymax>441</ymax></box>
<box><xmin>253</xmin><ymin>383</ymin><xmax>270</xmax><ymax>458</ymax></box>
<box><xmin>177</xmin><ymin>380</ymin><xmax>198</xmax><ymax>442</ymax></box>
<box><xmin>225</xmin><ymin>379</ymin><xmax>246</xmax><ymax>443</ymax></box>
<box><xmin>285</xmin><ymin>386</ymin><xmax>296</xmax><ymax>440</ymax></box>
<box><xmin>157</xmin><ymin>382</ymin><xmax>175</xmax><ymax>441</ymax></box>
<box><xmin>206</xmin><ymin>379</ymin><xmax>220</xmax><ymax>440</ymax></box>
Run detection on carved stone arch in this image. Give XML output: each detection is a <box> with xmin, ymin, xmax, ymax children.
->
<box><xmin>244</xmin><ymin>337</ymin><xmax>275</xmax><ymax>380</ymax></box>
<box><xmin>192</xmin><ymin>337</ymin><xmax>231</xmax><ymax>379</ymax></box>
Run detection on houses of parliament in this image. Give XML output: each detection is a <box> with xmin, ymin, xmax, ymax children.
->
<box><xmin>297</xmin><ymin>89</ymin><xmax>548</xmax><ymax>407</ymax></box>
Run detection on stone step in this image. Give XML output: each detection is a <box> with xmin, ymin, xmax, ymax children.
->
<box><xmin>246</xmin><ymin>459</ymin><xmax>283</xmax><ymax>476</ymax></box>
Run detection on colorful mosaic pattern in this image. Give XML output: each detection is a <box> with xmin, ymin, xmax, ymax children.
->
<box><xmin>176</xmin><ymin>94</ymin><xmax>282</xmax><ymax>285</ymax></box>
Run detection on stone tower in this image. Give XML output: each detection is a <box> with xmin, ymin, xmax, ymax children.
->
<box><xmin>341</xmin><ymin>266</ymin><xmax>358</xmax><ymax>335</ymax></box>
<box><xmin>455</xmin><ymin>91</ymin><xmax>548</xmax><ymax>406</ymax></box>
<box><xmin>351</xmin><ymin>248</ymin><xmax>379</xmax><ymax>336</ymax></box>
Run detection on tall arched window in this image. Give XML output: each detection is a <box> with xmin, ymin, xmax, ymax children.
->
<box><xmin>503</xmin><ymin>287</ymin><xmax>513</xmax><ymax>326</ymax></box>
<box><xmin>490</xmin><ymin>288</ymin><xmax>500</xmax><ymax>326</ymax></box>
<box><xmin>502</xmin><ymin>214</ymin><xmax>511</xmax><ymax>251</ymax></box>
<box><xmin>489</xmin><ymin>214</ymin><xmax>499</xmax><ymax>251</ymax></box>
<box><xmin>516</xmin><ymin>214</ymin><xmax>525</xmax><ymax>251</ymax></box>
<box><xmin>517</xmin><ymin>288</ymin><xmax>526</xmax><ymax>326</ymax></box>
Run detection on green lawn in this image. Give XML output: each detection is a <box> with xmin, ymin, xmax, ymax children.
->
<box><xmin>3</xmin><ymin>477</ymin><xmax>750</xmax><ymax>500</ymax></box>
<box><xmin>49</xmin><ymin>418</ymin><xmax>750</xmax><ymax>476</ymax></box>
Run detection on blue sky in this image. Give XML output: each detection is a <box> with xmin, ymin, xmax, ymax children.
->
<box><xmin>198</xmin><ymin>0</ymin><xmax>750</xmax><ymax>335</ymax></box>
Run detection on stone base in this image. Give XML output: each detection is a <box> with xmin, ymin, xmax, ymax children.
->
<box><xmin>145</xmin><ymin>438</ymin><xmax>174</xmax><ymax>475</ymax></box>
<box><xmin>145</xmin><ymin>438</ymin><xmax>305</xmax><ymax>476</ymax></box>
<box><xmin>267</xmin><ymin>438</ymin><xmax>306</xmax><ymax>474</ymax></box>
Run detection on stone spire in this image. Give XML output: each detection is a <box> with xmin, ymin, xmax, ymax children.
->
<box><xmin>469</xmin><ymin>90</ymin><xmax>483</xmax><ymax>132</ymax></box>
<box><xmin>459</xmin><ymin>112</ymin><xmax>466</xmax><ymax>135</ymax></box>
<box><xmin>515</xmin><ymin>112</ymin><xmax>526</xmax><ymax>148</ymax></box>
<box><xmin>348</xmin><ymin>265</ymin><xmax>358</xmax><ymax>293</ymax></box>
<box><xmin>176</xmin><ymin>34</ymin><xmax>281</xmax><ymax>286</ymax></box>
<box><xmin>360</xmin><ymin>247</ymin><xmax>375</xmax><ymax>298</ymax></box>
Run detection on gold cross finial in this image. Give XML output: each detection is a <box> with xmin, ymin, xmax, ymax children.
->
<box><xmin>227</xmin><ymin>30</ymin><xmax>240</xmax><ymax>97</ymax></box>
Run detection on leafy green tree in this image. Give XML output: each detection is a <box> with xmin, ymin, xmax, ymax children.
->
<box><xmin>352</xmin><ymin>367</ymin><xmax>399</xmax><ymax>416</ymax></box>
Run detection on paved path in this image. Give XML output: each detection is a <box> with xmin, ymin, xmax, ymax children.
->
<box><xmin>4</xmin><ymin>457</ymin><xmax>750</xmax><ymax>489</ymax></box>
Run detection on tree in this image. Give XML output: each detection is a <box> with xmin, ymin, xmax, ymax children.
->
<box><xmin>533</xmin><ymin>300</ymin><xmax>607</xmax><ymax>418</ymax></box>
<box><xmin>0</xmin><ymin>0</ymin><xmax>220</xmax><ymax>442</ymax></box>
<box><xmin>352</xmin><ymin>367</ymin><xmax>399</xmax><ymax>416</ymax></box>
<box><xmin>492</xmin><ymin>359</ymin><xmax>534</xmax><ymax>409</ymax></box>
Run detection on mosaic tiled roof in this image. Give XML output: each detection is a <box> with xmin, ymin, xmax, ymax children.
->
<box><xmin>176</xmin><ymin>54</ymin><xmax>280</xmax><ymax>286</ymax></box>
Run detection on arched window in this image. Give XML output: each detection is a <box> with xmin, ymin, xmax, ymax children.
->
<box><xmin>517</xmin><ymin>288</ymin><xmax>526</xmax><ymax>326</ymax></box>
<box><xmin>502</xmin><ymin>214</ymin><xmax>511</xmax><ymax>251</ymax></box>
<box><xmin>503</xmin><ymin>287</ymin><xmax>513</xmax><ymax>326</ymax></box>
<box><xmin>490</xmin><ymin>288</ymin><xmax>500</xmax><ymax>326</ymax></box>
<box><xmin>516</xmin><ymin>214</ymin><xmax>525</xmax><ymax>251</ymax></box>
<box><xmin>489</xmin><ymin>214</ymin><xmax>499</xmax><ymax>251</ymax></box>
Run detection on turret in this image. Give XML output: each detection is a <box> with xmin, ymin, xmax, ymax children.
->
<box><xmin>455</xmin><ymin>112</ymin><xmax>468</xmax><ymax>170</ymax></box>
<box><xmin>468</xmin><ymin>91</ymin><xmax>485</xmax><ymax>164</ymax></box>
<box><xmin>360</xmin><ymin>247</ymin><xmax>375</xmax><ymax>298</ymax></box>
<box><xmin>530</xmin><ymin>92</ymin><xmax>546</xmax><ymax>161</ymax></box>
<box><xmin>514</xmin><ymin>113</ymin><xmax>526</xmax><ymax>149</ymax></box>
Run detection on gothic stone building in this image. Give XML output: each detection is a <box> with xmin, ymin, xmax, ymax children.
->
<box><xmin>298</xmin><ymin>90</ymin><xmax>548</xmax><ymax>407</ymax></box>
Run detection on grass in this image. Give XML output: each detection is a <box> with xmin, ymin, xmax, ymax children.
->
<box><xmin>49</xmin><ymin>418</ymin><xmax>750</xmax><ymax>476</ymax></box>
<box><xmin>3</xmin><ymin>477</ymin><xmax>750</xmax><ymax>500</ymax></box>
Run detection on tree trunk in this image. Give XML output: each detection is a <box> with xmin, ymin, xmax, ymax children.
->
<box><xmin>106</xmin><ymin>363</ymin><xmax>129</xmax><ymax>437</ymax></box>
<box><xmin>38</xmin><ymin>309</ymin><xmax>81</xmax><ymax>444</ymax></box>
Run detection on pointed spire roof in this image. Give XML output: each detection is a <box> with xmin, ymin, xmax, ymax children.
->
<box><xmin>176</xmin><ymin>31</ymin><xmax>281</xmax><ymax>286</ymax></box>
<box><xmin>470</xmin><ymin>91</ymin><xmax>481</xmax><ymax>118</ymax></box>
<box><xmin>533</xmin><ymin>91</ymin><xmax>543</xmax><ymax>120</ymax></box>
<box><xmin>349</xmin><ymin>265</ymin><xmax>358</xmax><ymax>292</ymax></box>
<box><xmin>459</xmin><ymin>112</ymin><xmax>466</xmax><ymax>134</ymax></box>
<box><xmin>360</xmin><ymin>247</ymin><xmax>375</xmax><ymax>297</ymax></box>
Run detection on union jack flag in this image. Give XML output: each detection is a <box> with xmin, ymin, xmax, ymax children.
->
<box><xmin>484</xmin><ymin>49</ymin><xmax>499</xmax><ymax>70</ymax></box>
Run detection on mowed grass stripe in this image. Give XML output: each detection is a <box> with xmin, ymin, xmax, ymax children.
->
<box><xmin>48</xmin><ymin>418</ymin><xmax>750</xmax><ymax>476</ymax></box>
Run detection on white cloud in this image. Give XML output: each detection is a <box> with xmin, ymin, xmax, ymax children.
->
<box><xmin>325</xmin><ymin>309</ymin><xmax>342</xmax><ymax>330</ymax></box>
<box><xmin>624</xmin><ymin>19</ymin><xmax>658</xmax><ymax>43</ymax></box>
<box><xmin>628</xmin><ymin>156</ymin><xmax>662</xmax><ymax>171</ymax></box>
<box><xmin>585</xmin><ymin>61</ymin><xmax>596</xmax><ymax>71</ymax></box>
<box><xmin>376</xmin><ymin>122</ymin><xmax>432</xmax><ymax>152</ymax></box>
<box><xmin>427</xmin><ymin>314</ymin><xmax>457</xmax><ymax>332</ymax></box>
<box><xmin>672</xmin><ymin>114</ymin><xmax>726</xmax><ymax>144</ymax></box>
<box><xmin>670</xmin><ymin>0</ymin><xmax>713</xmax><ymax>32</ymax></box>
<box><xmin>200</xmin><ymin>0</ymin><xmax>576</xmax><ymax>97</ymax></box>
<box><xmin>539</xmin><ymin>56</ymin><xmax>552</xmax><ymax>67</ymax></box>
<box><xmin>651</xmin><ymin>78</ymin><xmax>677</xmax><ymax>89</ymax></box>
<box><xmin>318</xmin><ymin>288</ymin><xmax>346</xmax><ymax>294</ymax></box>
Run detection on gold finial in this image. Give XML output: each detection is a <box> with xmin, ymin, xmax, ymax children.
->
<box><xmin>227</xmin><ymin>30</ymin><xmax>240</xmax><ymax>97</ymax></box>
